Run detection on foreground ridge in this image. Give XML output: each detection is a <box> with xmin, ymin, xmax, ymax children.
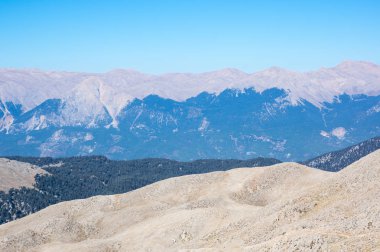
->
<box><xmin>1</xmin><ymin>150</ymin><xmax>379</xmax><ymax>251</ymax></box>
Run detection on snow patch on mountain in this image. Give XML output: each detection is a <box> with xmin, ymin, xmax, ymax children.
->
<box><xmin>320</xmin><ymin>127</ymin><xmax>347</xmax><ymax>139</ymax></box>
<box><xmin>331</xmin><ymin>127</ymin><xmax>347</xmax><ymax>139</ymax></box>
<box><xmin>198</xmin><ymin>117</ymin><xmax>209</xmax><ymax>133</ymax></box>
<box><xmin>0</xmin><ymin>113</ymin><xmax>13</xmax><ymax>133</ymax></box>
<box><xmin>84</xmin><ymin>133</ymin><xmax>94</xmax><ymax>141</ymax></box>
<box><xmin>24</xmin><ymin>114</ymin><xmax>48</xmax><ymax>131</ymax></box>
<box><xmin>320</xmin><ymin>130</ymin><xmax>330</xmax><ymax>138</ymax></box>
<box><xmin>0</xmin><ymin>102</ymin><xmax>14</xmax><ymax>133</ymax></box>
<box><xmin>367</xmin><ymin>102</ymin><xmax>380</xmax><ymax>115</ymax></box>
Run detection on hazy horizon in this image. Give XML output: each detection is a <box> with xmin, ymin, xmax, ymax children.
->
<box><xmin>0</xmin><ymin>60</ymin><xmax>377</xmax><ymax>75</ymax></box>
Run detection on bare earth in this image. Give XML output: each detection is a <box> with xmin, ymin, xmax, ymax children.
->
<box><xmin>0</xmin><ymin>158</ymin><xmax>47</xmax><ymax>192</ymax></box>
<box><xmin>0</xmin><ymin>151</ymin><xmax>379</xmax><ymax>251</ymax></box>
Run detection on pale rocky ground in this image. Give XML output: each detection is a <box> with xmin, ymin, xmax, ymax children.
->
<box><xmin>0</xmin><ymin>158</ymin><xmax>47</xmax><ymax>191</ymax></box>
<box><xmin>0</xmin><ymin>150</ymin><xmax>379</xmax><ymax>251</ymax></box>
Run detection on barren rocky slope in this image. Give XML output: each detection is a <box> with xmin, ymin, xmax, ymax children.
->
<box><xmin>0</xmin><ymin>158</ymin><xmax>46</xmax><ymax>191</ymax></box>
<box><xmin>0</xmin><ymin>151</ymin><xmax>379</xmax><ymax>251</ymax></box>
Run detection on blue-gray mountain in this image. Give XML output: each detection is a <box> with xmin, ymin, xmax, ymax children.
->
<box><xmin>304</xmin><ymin>136</ymin><xmax>380</xmax><ymax>171</ymax></box>
<box><xmin>1</xmin><ymin>87</ymin><xmax>379</xmax><ymax>161</ymax></box>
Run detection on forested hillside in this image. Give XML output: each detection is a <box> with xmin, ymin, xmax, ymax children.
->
<box><xmin>304</xmin><ymin>136</ymin><xmax>380</xmax><ymax>171</ymax></box>
<box><xmin>0</xmin><ymin>156</ymin><xmax>280</xmax><ymax>224</ymax></box>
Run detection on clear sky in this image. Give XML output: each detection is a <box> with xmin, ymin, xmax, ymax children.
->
<box><xmin>0</xmin><ymin>0</ymin><xmax>379</xmax><ymax>73</ymax></box>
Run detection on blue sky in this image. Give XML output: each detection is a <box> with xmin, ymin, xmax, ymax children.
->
<box><xmin>0</xmin><ymin>0</ymin><xmax>379</xmax><ymax>73</ymax></box>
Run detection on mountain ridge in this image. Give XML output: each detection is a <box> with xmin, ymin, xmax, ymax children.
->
<box><xmin>1</xmin><ymin>60</ymin><xmax>379</xmax><ymax>113</ymax></box>
<box><xmin>1</xmin><ymin>61</ymin><xmax>379</xmax><ymax>161</ymax></box>
<box><xmin>1</xmin><ymin>149</ymin><xmax>379</xmax><ymax>251</ymax></box>
<box><xmin>1</xmin><ymin>87</ymin><xmax>379</xmax><ymax>161</ymax></box>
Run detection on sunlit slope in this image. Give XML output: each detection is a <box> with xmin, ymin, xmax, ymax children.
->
<box><xmin>1</xmin><ymin>151</ymin><xmax>379</xmax><ymax>251</ymax></box>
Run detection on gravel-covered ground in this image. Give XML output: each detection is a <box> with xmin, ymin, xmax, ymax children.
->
<box><xmin>0</xmin><ymin>150</ymin><xmax>379</xmax><ymax>251</ymax></box>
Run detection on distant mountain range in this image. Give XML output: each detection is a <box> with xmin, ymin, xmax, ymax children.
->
<box><xmin>1</xmin><ymin>61</ymin><xmax>380</xmax><ymax>160</ymax></box>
